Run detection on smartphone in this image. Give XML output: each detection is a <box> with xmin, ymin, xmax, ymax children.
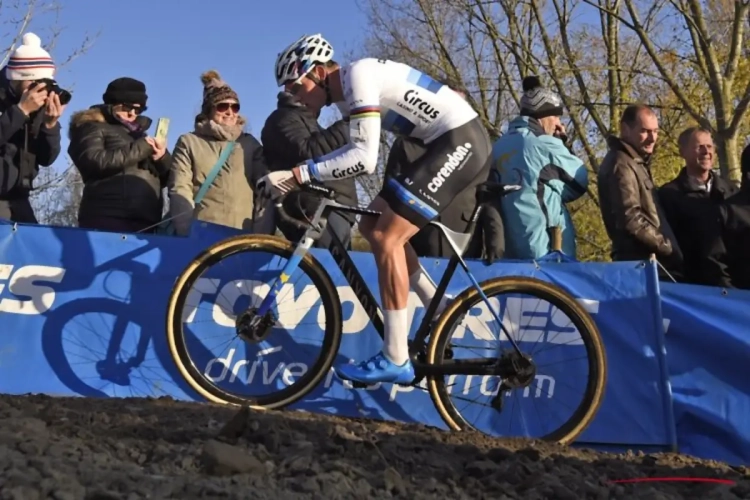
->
<box><xmin>155</xmin><ymin>117</ymin><xmax>170</xmax><ymax>143</ymax></box>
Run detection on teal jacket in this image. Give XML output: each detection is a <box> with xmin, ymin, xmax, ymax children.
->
<box><xmin>491</xmin><ymin>116</ymin><xmax>588</xmax><ymax>259</ymax></box>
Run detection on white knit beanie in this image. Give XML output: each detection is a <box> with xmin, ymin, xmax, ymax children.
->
<box><xmin>5</xmin><ymin>32</ymin><xmax>56</xmax><ymax>81</ymax></box>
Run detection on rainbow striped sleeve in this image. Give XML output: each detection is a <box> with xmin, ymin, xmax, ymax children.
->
<box><xmin>350</xmin><ymin>105</ymin><xmax>381</xmax><ymax>119</ymax></box>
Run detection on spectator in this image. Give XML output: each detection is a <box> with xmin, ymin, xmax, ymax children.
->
<box><xmin>708</xmin><ymin>144</ymin><xmax>750</xmax><ymax>289</ymax></box>
<box><xmin>261</xmin><ymin>89</ymin><xmax>357</xmax><ymax>249</ymax></box>
<box><xmin>68</xmin><ymin>77</ymin><xmax>170</xmax><ymax>233</ymax></box>
<box><xmin>0</xmin><ymin>32</ymin><xmax>64</xmax><ymax>223</ymax></box>
<box><xmin>168</xmin><ymin>70</ymin><xmax>271</xmax><ymax>236</ymax></box>
<box><xmin>491</xmin><ymin>76</ymin><xmax>588</xmax><ymax>260</ymax></box>
<box><xmin>597</xmin><ymin>104</ymin><xmax>682</xmax><ymax>277</ymax></box>
<box><xmin>658</xmin><ymin>127</ymin><xmax>736</xmax><ymax>286</ymax></box>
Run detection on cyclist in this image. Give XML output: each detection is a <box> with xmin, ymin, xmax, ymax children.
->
<box><xmin>256</xmin><ymin>34</ymin><xmax>492</xmax><ymax>385</ymax></box>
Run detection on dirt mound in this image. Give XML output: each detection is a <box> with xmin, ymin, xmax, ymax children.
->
<box><xmin>0</xmin><ymin>394</ymin><xmax>746</xmax><ymax>499</ymax></box>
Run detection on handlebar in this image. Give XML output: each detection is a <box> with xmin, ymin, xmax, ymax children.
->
<box><xmin>272</xmin><ymin>183</ymin><xmax>337</xmax><ymax>231</ymax></box>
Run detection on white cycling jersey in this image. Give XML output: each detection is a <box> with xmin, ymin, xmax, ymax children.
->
<box><xmin>298</xmin><ymin>58</ymin><xmax>478</xmax><ymax>184</ymax></box>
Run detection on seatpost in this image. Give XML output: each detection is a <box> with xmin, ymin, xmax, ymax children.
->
<box><xmin>463</xmin><ymin>194</ymin><xmax>486</xmax><ymax>237</ymax></box>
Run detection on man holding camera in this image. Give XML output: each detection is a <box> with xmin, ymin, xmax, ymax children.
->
<box><xmin>0</xmin><ymin>32</ymin><xmax>65</xmax><ymax>223</ymax></box>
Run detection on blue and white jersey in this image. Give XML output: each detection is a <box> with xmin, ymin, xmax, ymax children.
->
<box><xmin>301</xmin><ymin>58</ymin><xmax>478</xmax><ymax>182</ymax></box>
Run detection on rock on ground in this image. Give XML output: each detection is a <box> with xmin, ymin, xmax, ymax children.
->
<box><xmin>0</xmin><ymin>394</ymin><xmax>747</xmax><ymax>499</ymax></box>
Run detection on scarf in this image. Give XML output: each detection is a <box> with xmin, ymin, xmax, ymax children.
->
<box><xmin>114</xmin><ymin>114</ymin><xmax>145</xmax><ymax>135</ymax></box>
<box><xmin>194</xmin><ymin>115</ymin><xmax>246</xmax><ymax>141</ymax></box>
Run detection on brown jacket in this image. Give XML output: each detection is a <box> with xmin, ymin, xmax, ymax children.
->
<box><xmin>597</xmin><ymin>136</ymin><xmax>681</xmax><ymax>263</ymax></box>
<box><xmin>168</xmin><ymin>131</ymin><xmax>273</xmax><ymax>236</ymax></box>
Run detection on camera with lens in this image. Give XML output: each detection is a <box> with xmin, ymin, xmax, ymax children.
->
<box><xmin>29</xmin><ymin>78</ymin><xmax>72</xmax><ymax>105</ymax></box>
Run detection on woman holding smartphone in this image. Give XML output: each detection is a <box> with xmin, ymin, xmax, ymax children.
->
<box><xmin>67</xmin><ymin>77</ymin><xmax>171</xmax><ymax>233</ymax></box>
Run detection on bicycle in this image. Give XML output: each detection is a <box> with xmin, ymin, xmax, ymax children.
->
<box><xmin>166</xmin><ymin>180</ymin><xmax>607</xmax><ymax>444</ymax></box>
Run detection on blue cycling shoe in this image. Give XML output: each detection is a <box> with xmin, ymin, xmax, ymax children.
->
<box><xmin>336</xmin><ymin>352</ymin><xmax>415</xmax><ymax>385</ymax></box>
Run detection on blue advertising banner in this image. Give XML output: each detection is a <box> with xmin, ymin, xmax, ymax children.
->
<box><xmin>661</xmin><ymin>281</ymin><xmax>750</xmax><ymax>466</ymax></box>
<box><xmin>0</xmin><ymin>221</ymin><xmax>674</xmax><ymax>449</ymax></box>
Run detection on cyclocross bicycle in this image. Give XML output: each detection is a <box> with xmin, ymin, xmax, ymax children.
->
<box><xmin>166</xmin><ymin>180</ymin><xmax>607</xmax><ymax>444</ymax></box>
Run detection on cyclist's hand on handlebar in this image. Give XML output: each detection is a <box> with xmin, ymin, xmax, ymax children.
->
<box><xmin>256</xmin><ymin>170</ymin><xmax>301</xmax><ymax>200</ymax></box>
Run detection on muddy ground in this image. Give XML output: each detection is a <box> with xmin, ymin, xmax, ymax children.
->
<box><xmin>0</xmin><ymin>394</ymin><xmax>747</xmax><ymax>499</ymax></box>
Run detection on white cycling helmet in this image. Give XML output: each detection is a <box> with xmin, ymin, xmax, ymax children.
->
<box><xmin>274</xmin><ymin>34</ymin><xmax>334</xmax><ymax>87</ymax></box>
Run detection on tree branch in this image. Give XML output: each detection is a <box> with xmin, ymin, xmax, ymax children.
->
<box><xmin>550</xmin><ymin>0</ymin><xmax>608</xmax><ymax>136</ymax></box>
<box><xmin>729</xmin><ymin>78</ymin><xmax>750</xmax><ymax>135</ymax></box>
<box><xmin>529</xmin><ymin>0</ymin><xmax>600</xmax><ymax>168</ymax></box>
<box><xmin>607</xmin><ymin>0</ymin><xmax>708</xmax><ymax>125</ymax></box>
<box><xmin>723</xmin><ymin>1</ymin><xmax>749</xmax><ymax>82</ymax></box>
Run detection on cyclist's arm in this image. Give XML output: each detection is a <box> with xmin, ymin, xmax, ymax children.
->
<box><xmin>297</xmin><ymin>64</ymin><xmax>381</xmax><ymax>183</ymax></box>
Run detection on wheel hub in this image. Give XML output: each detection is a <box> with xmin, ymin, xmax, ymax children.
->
<box><xmin>235</xmin><ymin>307</ymin><xmax>275</xmax><ymax>343</ymax></box>
<box><xmin>499</xmin><ymin>351</ymin><xmax>536</xmax><ymax>389</ymax></box>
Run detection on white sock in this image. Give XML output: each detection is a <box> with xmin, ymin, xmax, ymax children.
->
<box><xmin>409</xmin><ymin>267</ymin><xmax>451</xmax><ymax>315</ymax></box>
<box><xmin>383</xmin><ymin>308</ymin><xmax>409</xmax><ymax>365</ymax></box>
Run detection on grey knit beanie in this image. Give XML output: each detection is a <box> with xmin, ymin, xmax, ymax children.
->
<box><xmin>519</xmin><ymin>76</ymin><xmax>563</xmax><ymax>119</ymax></box>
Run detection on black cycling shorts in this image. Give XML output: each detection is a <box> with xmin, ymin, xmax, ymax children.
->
<box><xmin>380</xmin><ymin>116</ymin><xmax>492</xmax><ymax>228</ymax></box>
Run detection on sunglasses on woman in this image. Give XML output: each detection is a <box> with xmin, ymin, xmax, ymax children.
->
<box><xmin>216</xmin><ymin>102</ymin><xmax>240</xmax><ymax>113</ymax></box>
<box><xmin>119</xmin><ymin>103</ymin><xmax>146</xmax><ymax>115</ymax></box>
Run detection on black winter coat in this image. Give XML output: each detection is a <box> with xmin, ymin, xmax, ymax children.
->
<box><xmin>694</xmin><ymin>188</ymin><xmax>750</xmax><ymax>290</ymax></box>
<box><xmin>67</xmin><ymin>105</ymin><xmax>171</xmax><ymax>228</ymax></box>
<box><xmin>261</xmin><ymin>92</ymin><xmax>358</xmax><ymax>219</ymax></box>
<box><xmin>718</xmin><ymin>189</ymin><xmax>750</xmax><ymax>289</ymax></box>
<box><xmin>0</xmin><ymin>74</ymin><xmax>61</xmax><ymax>199</ymax></box>
<box><xmin>658</xmin><ymin>168</ymin><xmax>736</xmax><ymax>286</ymax></box>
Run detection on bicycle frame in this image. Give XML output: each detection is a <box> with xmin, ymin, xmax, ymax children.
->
<box><xmin>255</xmin><ymin>187</ymin><xmax>523</xmax><ymax>377</ymax></box>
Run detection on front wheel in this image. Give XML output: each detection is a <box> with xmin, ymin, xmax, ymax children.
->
<box><xmin>166</xmin><ymin>234</ymin><xmax>343</xmax><ymax>409</ymax></box>
<box><xmin>426</xmin><ymin>276</ymin><xmax>607</xmax><ymax>444</ymax></box>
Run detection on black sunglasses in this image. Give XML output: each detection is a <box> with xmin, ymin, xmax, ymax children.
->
<box><xmin>215</xmin><ymin>102</ymin><xmax>240</xmax><ymax>113</ymax></box>
<box><xmin>119</xmin><ymin>103</ymin><xmax>146</xmax><ymax>115</ymax></box>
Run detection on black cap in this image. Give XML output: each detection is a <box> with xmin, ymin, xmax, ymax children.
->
<box><xmin>103</xmin><ymin>77</ymin><xmax>147</xmax><ymax>107</ymax></box>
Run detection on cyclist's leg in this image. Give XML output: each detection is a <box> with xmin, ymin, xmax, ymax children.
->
<box><xmin>360</xmin><ymin>195</ymin><xmax>446</xmax><ymax>320</ymax></box>
<box><xmin>366</xmin><ymin>202</ymin><xmax>420</xmax><ymax>362</ymax></box>
<box><xmin>337</xmin><ymin>117</ymin><xmax>492</xmax><ymax>384</ymax></box>
<box><xmin>359</xmin><ymin>198</ymin><xmax>422</xmax><ymax>276</ymax></box>
<box><xmin>406</xmin><ymin>231</ymin><xmax>452</xmax><ymax>313</ymax></box>
<box><xmin>337</xmin><ymin>198</ymin><xmax>419</xmax><ymax>384</ymax></box>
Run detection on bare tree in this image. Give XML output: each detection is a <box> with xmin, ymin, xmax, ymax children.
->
<box><xmin>30</xmin><ymin>164</ymin><xmax>82</xmax><ymax>226</ymax></box>
<box><xmin>2</xmin><ymin>0</ymin><xmax>98</xmax><ymax>70</ymax></box>
<box><xmin>584</xmin><ymin>0</ymin><xmax>750</xmax><ymax>181</ymax></box>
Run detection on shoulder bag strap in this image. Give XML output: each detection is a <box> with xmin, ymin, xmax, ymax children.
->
<box><xmin>193</xmin><ymin>141</ymin><xmax>236</xmax><ymax>205</ymax></box>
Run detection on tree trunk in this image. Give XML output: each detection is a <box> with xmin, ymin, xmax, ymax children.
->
<box><xmin>716</xmin><ymin>132</ymin><xmax>741</xmax><ymax>184</ymax></box>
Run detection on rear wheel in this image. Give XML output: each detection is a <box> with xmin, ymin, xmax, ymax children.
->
<box><xmin>426</xmin><ymin>276</ymin><xmax>607</xmax><ymax>444</ymax></box>
<box><xmin>166</xmin><ymin>234</ymin><xmax>343</xmax><ymax>409</ymax></box>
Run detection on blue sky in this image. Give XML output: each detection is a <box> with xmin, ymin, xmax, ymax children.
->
<box><xmin>13</xmin><ymin>0</ymin><xmax>366</xmax><ymax>174</ymax></box>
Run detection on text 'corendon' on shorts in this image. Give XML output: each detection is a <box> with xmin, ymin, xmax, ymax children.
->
<box><xmin>427</xmin><ymin>142</ymin><xmax>473</xmax><ymax>193</ymax></box>
<box><xmin>378</xmin><ymin>116</ymin><xmax>492</xmax><ymax>229</ymax></box>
